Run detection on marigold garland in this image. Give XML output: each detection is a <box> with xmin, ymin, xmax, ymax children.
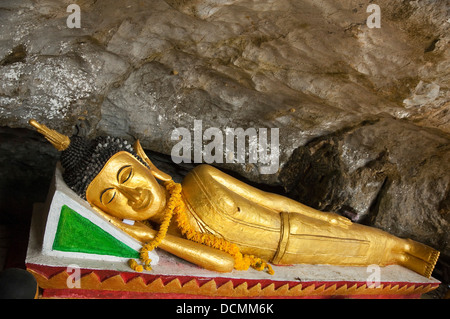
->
<box><xmin>129</xmin><ymin>180</ymin><xmax>274</xmax><ymax>275</ymax></box>
<box><xmin>128</xmin><ymin>259</ymin><xmax>143</xmax><ymax>272</ymax></box>
<box><xmin>128</xmin><ymin>180</ymin><xmax>181</xmax><ymax>272</ymax></box>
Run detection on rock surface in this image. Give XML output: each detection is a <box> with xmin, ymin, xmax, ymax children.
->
<box><xmin>0</xmin><ymin>1</ymin><xmax>449</xmax><ymax>261</ymax></box>
<box><xmin>280</xmin><ymin>115</ymin><xmax>450</xmax><ymax>253</ymax></box>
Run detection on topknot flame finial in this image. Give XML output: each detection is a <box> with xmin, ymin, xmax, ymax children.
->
<box><xmin>29</xmin><ymin>119</ymin><xmax>71</xmax><ymax>151</ymax></box>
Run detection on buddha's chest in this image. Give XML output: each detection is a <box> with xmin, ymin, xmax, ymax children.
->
<box><xmin>181</xmin><ymin>173</ymin><xmax>281</xmax><ymax>257</ymax></box>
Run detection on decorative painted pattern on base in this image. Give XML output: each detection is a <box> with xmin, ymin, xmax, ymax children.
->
<box><xmin>27</xmin><ymin>263</ymin><xmax>439</xmax><ymax>299</ymax></box>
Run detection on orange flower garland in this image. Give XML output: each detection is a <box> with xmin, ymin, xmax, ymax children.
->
<box><xmin>129</xmin><ymin>180</ymin><xmax>274</xmax><ymax>275</ymax></box>
<box><xmin>172</xmin><ymin>193</ymin><xmax>274</xmax><ymax>275</ymax></box>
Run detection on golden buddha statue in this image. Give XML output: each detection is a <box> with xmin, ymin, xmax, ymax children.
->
<box><xmin>29</xmin><ymin>119</ymin><xmax>440</xmax><ymax>278</ymax></box>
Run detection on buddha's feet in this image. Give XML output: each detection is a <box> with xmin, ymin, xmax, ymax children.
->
<box><xmin>394</xmin><ymin>239</ymin><xmax>439</xmax><ymax>278</ymax></box>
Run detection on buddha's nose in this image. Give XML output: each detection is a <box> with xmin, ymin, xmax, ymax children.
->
<box><xmin>117</xmin><ymin>185</ymin><xmax>142</xmax><ymax>202</ymax></box>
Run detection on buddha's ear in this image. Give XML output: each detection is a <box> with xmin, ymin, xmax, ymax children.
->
<box><xmin>133</xmin><ymin>140</ymin><xmax>172</xmax><ymax>182</ymax></box>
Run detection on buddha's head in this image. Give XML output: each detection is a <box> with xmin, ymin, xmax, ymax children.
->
<box><xmin>84</xmin><ymin>150</ymin><xmax>168</xmax><ymax>221</ymax></box>
<box><xmin>29</xmin><ymin>119</ymin><xmax>171</xmax><ymax>221</ymax></box>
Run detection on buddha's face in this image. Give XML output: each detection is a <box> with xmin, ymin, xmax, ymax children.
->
<box><xmin>86</xmin><ymin>151</ymin><xmax>166</xmax><ymax>221</ymax></box>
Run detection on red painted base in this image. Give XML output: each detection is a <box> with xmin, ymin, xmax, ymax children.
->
<box><xmin>40</xmin><ymin>288</ymin><xmax>424</xmax><ymax>299</ymax></box>
<box><xmin>27</xmin><ymin>263</ymin><xmax>439</xmax><ymax>299</ymax></box>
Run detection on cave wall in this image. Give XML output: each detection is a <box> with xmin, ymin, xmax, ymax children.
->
<box><xmin>0</xmin><ymin>1</ymin><xmax>449</xmax><ymax>265</ymax></box>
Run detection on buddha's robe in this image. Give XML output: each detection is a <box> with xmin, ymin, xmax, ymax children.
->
<box><xmin>181</xmin><ymin>165</ymin><xmax>438</xmax><ymax>277</ymax></box>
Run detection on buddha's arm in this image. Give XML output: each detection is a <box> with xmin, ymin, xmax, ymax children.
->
<box><xmin>91</xmin><ymin>206</ymin><xmax>235</xmax><ymax>272</ymax></box>
<box><xmin>195</xmin><ymin>165</ymin><xmax>351</xmax><ymax>227</ymax></box>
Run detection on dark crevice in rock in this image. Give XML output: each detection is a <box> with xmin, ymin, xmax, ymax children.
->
<box><xmin>364</xmin><ymin>175</ymin><xmax>389</xmax><ymax>226</ymax></box>
<box><xmin>0</xmin><ymin>45</ymin><xmax>27</xmax><ymax>66</ymax></box>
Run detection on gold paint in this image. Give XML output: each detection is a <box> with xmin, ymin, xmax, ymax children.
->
<box><xmin>90</xmin><ymin>205</ymin><xmax>235</xmax><ymax>273</ymax></box>
<box><xmin>86</xmin><ymin>151</ymin><xmax>167</xmax><ymax>221</ymax></box>
<box><xmin>180</xmin><ymin>164</ymin><xmax>439</xmax><ymax>277</ymax></box>
<box><xmin>86</xmin><ymin>152</ymin><xmax>439</xmax><ymax>277</ymax></box>
<box><xmin>133</xmin><ymin>140</ymin><xmax>172</xmax><ymax>182</ymax></box>
<box><xmin>28</xmin><ymin>120</ymin><xmax>440</xmax><ymax>278</ymax></box>
<box><xmin>28</xmin><ymin>119</ymin><xmax>70</xmax><ymax>151</ymax></box>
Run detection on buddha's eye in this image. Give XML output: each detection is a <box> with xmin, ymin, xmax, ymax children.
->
<box><xmin>100</xmin><ymin>188</ymin><xmax>116</xmax><ymax>204</ymax></box>
<box><xmin>117</xmin><ymin>165</ymin><xmax>133</xmax><ymax>184</ymax></box>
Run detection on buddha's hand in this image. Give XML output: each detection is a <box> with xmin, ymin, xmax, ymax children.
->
<box><xmin>326</xmin><ymin>213</ymin><xmax>352</xmax><ymax>228</ymax></box>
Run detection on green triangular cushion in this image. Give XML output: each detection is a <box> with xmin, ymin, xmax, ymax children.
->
<box><xmin>52</xmin><ymin>205</ymin><xmax>139</xmax><ymax>259</ymax></box>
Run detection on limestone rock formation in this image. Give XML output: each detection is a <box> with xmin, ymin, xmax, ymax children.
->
<box><xmin>280</xmin><ymin>116</ymin><xmax>450</xmax><ymax>253</ymax></box>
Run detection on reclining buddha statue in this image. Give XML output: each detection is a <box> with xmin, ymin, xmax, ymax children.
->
<box><xmin>29</xmin><ymin>119</ymin><xmax>440</xmax><ymax>278</ymax></box>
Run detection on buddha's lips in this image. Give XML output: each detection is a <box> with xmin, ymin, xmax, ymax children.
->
<box><xmin>131</xmin><ymin>188</ymin><xmax>152</xmax><ymax>211</ymax></box>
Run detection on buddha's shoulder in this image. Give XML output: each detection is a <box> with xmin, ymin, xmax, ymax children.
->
<box><xmin>191</xmin><ymin>164</ymin><xmax>220</xmax><ymax>175</ymax></box>
<box><xmin>182</xmin><ymin>164</ymin><xmax>234</xmax><ymax>201</ymax></box>
<box><xmin>183</xmin><ymin>164</ymin><xmax>221</xmax><ymax>183</ymax></box>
